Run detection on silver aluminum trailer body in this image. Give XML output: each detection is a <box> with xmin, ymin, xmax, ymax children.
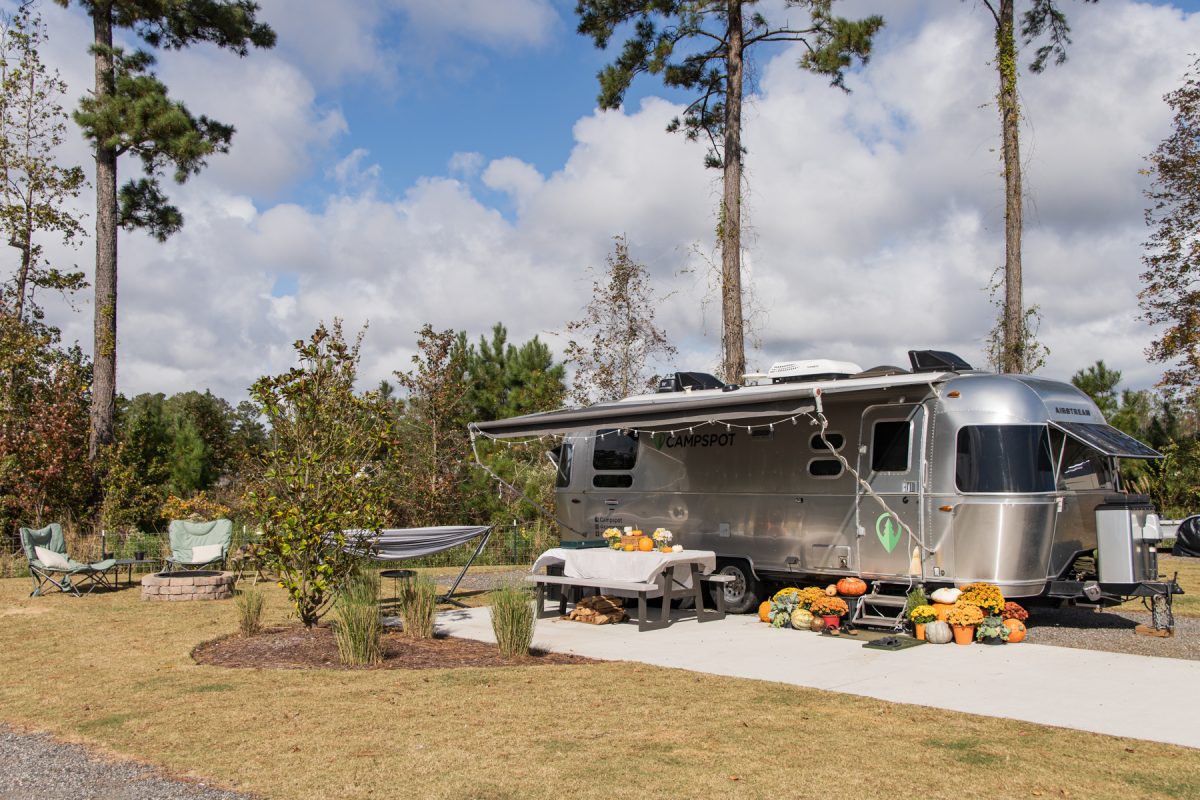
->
<box><xmin>472</xmin><ymin>367</ymin><xmax>1168</xmax><ymax>611</ymax></box>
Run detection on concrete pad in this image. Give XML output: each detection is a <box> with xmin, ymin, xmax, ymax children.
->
<box><xmin>438</xmin><ymin>607</ymin><xmax>1200</xmax><ymax>749</ymax></box>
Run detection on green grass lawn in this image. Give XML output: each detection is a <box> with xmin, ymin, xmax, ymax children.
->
<box><xmin>1</xmin><ymin>577</ymin><xmax>1198</xmax><ymax>800</ymax></box>
<box><xmin>1118</xmin><ymin>554</ymin><xmax>1199</xmax><ymax>616</ymax></box>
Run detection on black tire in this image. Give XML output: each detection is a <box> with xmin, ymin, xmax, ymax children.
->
<box><xmin>712</xmin><ymin>560</ymin><xmax>761</xmax><ymax>614</ymax></box>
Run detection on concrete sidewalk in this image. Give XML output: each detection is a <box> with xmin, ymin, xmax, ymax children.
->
<box><xmin>438</xmin><ymin>607</ymin><xmax>1200</xmax><ymax>749</ymax></box>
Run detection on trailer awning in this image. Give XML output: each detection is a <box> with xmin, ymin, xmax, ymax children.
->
<box><xmin>471</xmin><ymin>391</ymin><xmax>818</xmax><ymax>438</ymax></box>
<box><xmin>1051</xmin><ymin>421</ymin><xmax>1162</xmax><ymax>459</ymax></box>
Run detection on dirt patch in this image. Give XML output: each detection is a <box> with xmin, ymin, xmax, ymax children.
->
<box><xmin>192</xmin><ymin>625</ymin><xmax>594</xmax><ymax>671</ymax></box>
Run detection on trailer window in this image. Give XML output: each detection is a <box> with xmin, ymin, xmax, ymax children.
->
<box><xmin>871</xmin><ymin>421</ymin><xmax>911</xmax><ymax>472</ymax></box>
<box><xmin>592</xmin><ymin>429</ymin><xmax>638</xmax><ymax>470</ymax></box>
<box><xmin>592</xmin><ymin>474</ymin><xmax>633</xmax><ymax>488</ymax></box>
<box><xmin>1059</xmin><ymin>437</ymin><xmax>1115</xmax><ymax>491</ymax></box>
<box><xmin>554</xmin><ymin>443</ymin><xmax>573</xmax><ymax>488</ymax></box>
<box><xmin>810</xmin><ymin>432</ymin><xmax>845</xmax><ymax>451</ymax></box>
<box><xmin>808</xmin><ymin>458</ymin><xmax>843</xmax><ymax>478</ymax></box>
<box><xmin>956</xmin><ymin>425</ymin><xmax>1055</xmax><ymax>493</ymax></box>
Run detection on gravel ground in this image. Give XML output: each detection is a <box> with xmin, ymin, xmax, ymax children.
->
<box><xmin>1018</xmin><ymin>605</ymin><xmax>1199</xmax><ymax>660</ymax></box>
<box><xmin>422</xmin><ymin>568</ymin><xmax>528</xmax><ymax>592</ymax></box>
<box><xmin>0</xmin><ymin>725</ymin><xmax>254</xmax><ymax>800</ymax></box>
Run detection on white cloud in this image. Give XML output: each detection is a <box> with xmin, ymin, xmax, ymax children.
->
<box><xmin>392</xmin><ymin>0</ymin><xmax>559</xmax><ymax>49</ymax></box>
<box><xmin>30</xmin><ymin>0</ymin><xmax>1200</xmax><ymax>405</ymax></box>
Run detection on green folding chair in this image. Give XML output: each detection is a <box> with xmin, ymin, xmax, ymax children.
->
<box><xmin>19</xmin><ymin>524</ymin><xmax>117</xmax><ymax>597</ymax></box>
<box><xmin>166</xmin><ymin>519</ymin><xmax>233</xmax><ymax>571</ymax></box>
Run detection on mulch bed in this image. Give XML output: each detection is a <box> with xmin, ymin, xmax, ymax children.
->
<box><xmin>192</xmin><ymin>625</ymin><xmax>595</xmax><ymax>671</ymax></box>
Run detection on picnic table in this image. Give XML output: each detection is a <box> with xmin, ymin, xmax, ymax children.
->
<box><xmin>528</xmin><ymin>547</ymin><xmax>733</xmax><ymax>632</ymax></box>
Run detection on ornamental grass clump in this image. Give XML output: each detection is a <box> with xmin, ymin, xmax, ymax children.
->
<box><xmin>235</xmin><ymin>584</ymin><xmax>266</xmax><ymax>636</ymax></box>
<box><xmin>397</xmin><ymin>576</ymin><xmax>438</xmax><ymax>640</ymax></box>
<box><xmin>334</xmin><ymin>569</ymin><xmax>382</xmax><ymax>666</ymax></box>
<box><xmin>490</xmin><ymin>581</ymin><xmax>535</xmax><ymax>657</ymax></box>
<box><xmin>958</xmin><ymin>582</ymin><xmax>1005</xmax><ymax>615</ymax></box>
<box><xmin>903</xmin><ymin>585</ymin><xmax>929</xmax><ymax>617</ymax></box>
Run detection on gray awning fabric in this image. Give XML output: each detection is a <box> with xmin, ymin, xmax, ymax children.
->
<box><xmin>471</xmin><ymin>390</ymin><xmax>818</xmax><ymax>438</ymax></box>
<box><xmin>1051</xmin><ymin>421</ymin><xmax>1163</xmax><ymax>459</ymax></box>
<box><xmin>345</xmin><ymin>526</ymin><xmax>492</xmax><ymax>561</ymax></box>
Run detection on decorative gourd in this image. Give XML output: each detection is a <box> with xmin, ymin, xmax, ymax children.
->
<box><xmin>930</xmin><ymin>587</ymin><xmax>961</xmax><ymax>604</ymax></box>
<box><xmin>824</xmin><ymin>584</ymin><xmax>838</xmax><ymax>596</ymax></box>
<box><xmin>637</xmin><ymin>536</ymin><xmax>655</xmax><ymax>552</ymax></box>
<box><xmin>791</xmin><ymin>608</ymin><xmax>814</xmax><ymax>630</ymax></box>
<box><xmin>758</xmin><ymin>601</ymin><xmax>771</xmax><ymax>623</ymax></box>
<box><xmin>931</xmin><ymin>602</ymin><xmax>955</xmax><ymax>622</ymax></box>
<box><xmin>836</xmin><ymin>577</ymin><xmax>868</xmax><ymax>597</ymax></box>
<box><xmin>923</xmin><ymin>620</ymin><xmax>953</xmax><ymax>644</ymax></box>
<box><xmin>809</xmin><ymin>616</ymin><xmax>826</xmax><ymax>633</ymax></box>
<box><xmin>1003</xmin><ymin>619</ymin><xmax>1027</xmax><ymax>643</ymax></box>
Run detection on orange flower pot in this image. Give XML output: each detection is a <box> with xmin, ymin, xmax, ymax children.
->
<box><xmin>951</xmin><ymin>624</ymin><xmax>975</xmax><ymax>645</ymax></box>
<box><xmin>915</xmin><ymin>623</ymin><xmax>926</xmax><ymax>641</ymax></box>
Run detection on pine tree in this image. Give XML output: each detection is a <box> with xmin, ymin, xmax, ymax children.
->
<box><xmin>52</xmin><ymin>0</ymin><xmax>274</xmax><ymax>460</ymax></box>
<box><xmin>1140</xmin><ymin>55</ymin><xmax>1200</xmax><ymax>403</ymax></box>
<box><xmin>576</xmin><ymin>1</ymin><xmax>882</xmax><ymax>383</ymax></box>
<box><xmin>979</xmin><ymin>0</ymin><xmax>1095</xmax><ymax>373</ymax></box>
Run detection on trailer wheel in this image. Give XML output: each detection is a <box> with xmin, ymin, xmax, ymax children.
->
<box><xmin>712</xmin><ymin>560</ymin><xmax>761</xmax><ymax>614</ymax></box>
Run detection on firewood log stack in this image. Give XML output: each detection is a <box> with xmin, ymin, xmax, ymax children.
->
<box><xmin>567</xmin><ymin>594</ymin><xmax>627</xmax><ymax>625</ymax></box>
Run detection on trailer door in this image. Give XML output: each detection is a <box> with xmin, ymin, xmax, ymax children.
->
<box><xmin>856</xmin><ymin>404</ymin><xmax>926</xmax><ymax>577</ymax></box>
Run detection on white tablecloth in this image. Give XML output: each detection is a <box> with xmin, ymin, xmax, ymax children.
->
<box><xmin>531</xmin><ymin>547</ymin><xmax>717</xmax><ymax>592</ymax></box>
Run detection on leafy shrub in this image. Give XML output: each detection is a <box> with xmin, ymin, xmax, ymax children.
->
<box><xmin>396</xmin><ymin>576</ymin><xmax>438</xmax><ymax>640</ymax></box>
<box><xmin>490</xmin><ymin>581</ymin><xmax>534</xmax><ymax>657</ymax></box>
<box><xmin>334</xmin><ymin>569</ymin><xmax>382</xmax><ymax>665</ymax></box>
<box><xmin>235</xmin><ymin>585</ymin><xmax>266</xmax><ymax>637</ymax></box>
<box><xmin>160</xmin><ymin>492</ymin><xmax>231</xmax><ymax>522</ymax></box>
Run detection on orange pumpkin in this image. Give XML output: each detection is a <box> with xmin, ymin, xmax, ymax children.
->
<box><xmin>932</xmin><ymin>602</ymin><xmax>955</xmax><ymax>622</ymax></box>
<box><xmin>1003</xmin><ymin>618</ymin><xmax>1027</xmax><ymax>643</ymax></box>
<box><xmin>758</xmin><ymin>601</ymin><xmax>772</xmax><ymax>623</ymax></box>
<box><xmin>637</xmin><ymin>536</ymin><xmax>655</xmax><ymax>552</ymax></box>
<box><xmin>836</xmin><ymin>577</ymin><xmax>868</xmax><ymax>597</ymax></box>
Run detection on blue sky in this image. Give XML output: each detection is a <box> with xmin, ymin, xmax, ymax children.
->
<box><xmin>18</xmin><ymin>0</ymin><xmax>1200</xmax><ymax>400</ymax></box>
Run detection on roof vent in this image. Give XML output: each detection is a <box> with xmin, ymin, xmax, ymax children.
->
<box><xmin>656</xmin><ymin>371</ymin><xmax>726</xmax><ymax>393</ymax></box>
<box><xmin>766</xmin><ymin>359</ymin><xmax>863</xmax><ymax>384</ymax></box>
<box><xmin>907</xmin><ymin>350</ymin><xmax>972</xmax><ymax>373</ymax></box>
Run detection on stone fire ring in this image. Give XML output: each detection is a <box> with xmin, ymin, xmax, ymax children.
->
<box><xmin>141</xmin><ymin>570</ymin><xmax>236</xmax><ymax>601</ymax></box>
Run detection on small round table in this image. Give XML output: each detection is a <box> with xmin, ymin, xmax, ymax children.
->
<box><xmin>380</xmin><ymin>568</ymin><xmax>416</xmax><ymax>602</ymax></box>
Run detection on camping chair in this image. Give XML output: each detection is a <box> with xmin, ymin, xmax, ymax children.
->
<box><xmin>166</xmin><ymin>519</ymin><xmax>233</xmax><ymax>571</ymax></box>
<box><xmin>19</xmin><ymin>524</ymin><xmax>117</xmax><ymax>597</ymax></box>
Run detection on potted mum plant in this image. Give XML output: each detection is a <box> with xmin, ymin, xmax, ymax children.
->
<box><xmin>810</xmin><ymin>595</ymin><xmax>850</xmax><ymax>629</ymax></box>
<box><xmin>908</xmin><ymin>604</ymin><xmax>938</xmax><ymax>640</ymax></box>
<box><xmin>975</xmin><ymin>614</ymin><xmax>1010</xmax><ymax>645</ymax></box>
<box><xmin>945</xmin><ymin>602</ymin><xmax>984</xmax><ymax>645</ymax></box>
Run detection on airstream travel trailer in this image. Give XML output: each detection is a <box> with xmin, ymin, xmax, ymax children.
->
<box><xmin>470</xmin><ymin>351</ymin><xmax>1180</xmax><ymax>626</ymax></box>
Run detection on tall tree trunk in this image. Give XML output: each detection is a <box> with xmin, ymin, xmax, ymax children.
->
<box><xmin>720</xmin><ymin>1</ymin><xmax>746</xmax><ymax>384</ymax></box>
<box><xmin>997</xmin><ymin>0</ymin><xmax>1024</xmax><ymax>374</ymax></box>
<box><xmin>89</xmin><ymin>5</ymin><xmax>117</xmax><ymax>460</ymax></box>
<box><xmin>14</xmin><ymin>207</ymin><xmax>31</xmax><ymax>322</ymax></box>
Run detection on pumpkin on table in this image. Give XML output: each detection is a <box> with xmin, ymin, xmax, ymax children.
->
<box><xmin>836</xmin><ymin>577</ymin><xmax>868</xmax><ymax>597</ymax></box>
<box><xmin>637</xmin><ymin>536</ymin><xmax>655</xmax><ymax>552</ymax></box>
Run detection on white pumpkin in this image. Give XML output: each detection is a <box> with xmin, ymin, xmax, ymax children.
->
<box><xmin>924</xmin><ymin>620</ymin><xmax>953</xmax><ymax>644</ymax></box>
<box><xmin>930</xmin><ymin>587</ymin><xmax>962</xmax><ymax>604</ymax></box>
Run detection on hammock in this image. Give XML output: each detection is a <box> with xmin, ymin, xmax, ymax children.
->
<box><xmin>346</xmin><ymin>525</ymin><xmax>493</xmax><ymax>607</ymax></box>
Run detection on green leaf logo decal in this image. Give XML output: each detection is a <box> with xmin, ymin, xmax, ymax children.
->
<box><xmin>652</xmin><ymin>432</ymin><xmax>667</xmax><ymax>450</ymax></box>
<box><xmin>875</xmin><ymin>512</ymin><xmax>902</xmax><ymax>553</ymax></box>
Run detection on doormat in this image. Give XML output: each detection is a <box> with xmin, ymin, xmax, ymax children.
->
<box><xmin>862</xmin><ymin>635</ymin><xmax>925</xmax><ymax>652</ymax></box>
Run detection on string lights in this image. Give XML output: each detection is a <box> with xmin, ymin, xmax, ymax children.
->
<box><xmin>468</xmin><ymin>410</ymin><xmax>819</xmax><ymax>447</ymax></box>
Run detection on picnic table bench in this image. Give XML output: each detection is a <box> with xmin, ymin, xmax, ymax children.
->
<box><xmin>528</xmin><ymin>548</ymin><xmax>733</xmax><ymax>632</ymax></box>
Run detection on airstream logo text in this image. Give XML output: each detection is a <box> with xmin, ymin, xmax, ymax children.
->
<box><xmin>1054</xmin><ymin>407</ymin><xmax>1092</xmax><ymax>417</ymax></box>
<box><xmin>652</xmin><ymin>432</ymin><xmax>737</xmax><ymax>449</ymax></box>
